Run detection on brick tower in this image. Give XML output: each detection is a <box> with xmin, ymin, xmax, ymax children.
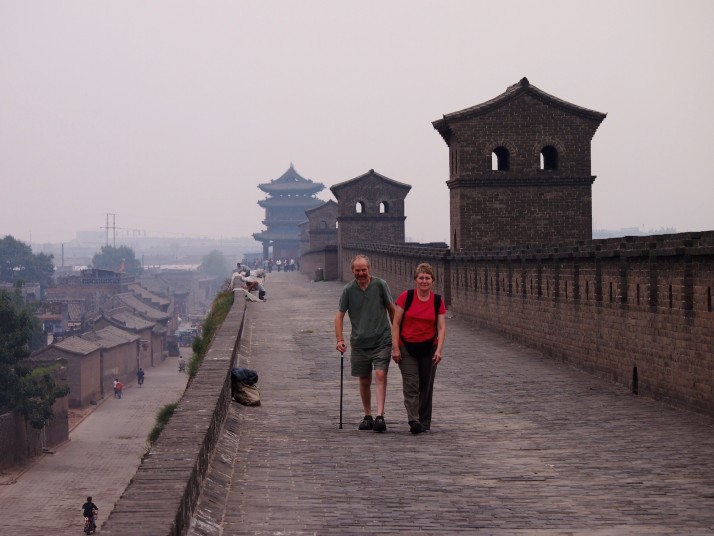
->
<box><xmin>432</xmin><ymin>77</ymin><xmax>606</xmax><ymax>251</ymax></box>
<box><xmin>330</xmin><ymin>169</ymin><xmax>411</xmax><ymax>271</ymax></box>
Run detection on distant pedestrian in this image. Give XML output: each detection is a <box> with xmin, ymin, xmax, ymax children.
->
<box><xmin>116</xmin><ymin>380</ymin><xmax>123</xmax><ymax>399</ymax></box>
<box><xmin>113</xmin><ymin>378</ymin><xmax>119</xmax><ymax>398</ymax></box>
<box><xmin>137</xmin><ymin>368</ymin><xmax>145</xmax><ymax>387</ymax></box>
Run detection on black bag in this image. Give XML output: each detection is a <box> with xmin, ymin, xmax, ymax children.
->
<box><xmin>231</xmin><ymin>367</ymin><xmax>258</xmax><ymax>385</ymax></box>
<box><xmin>231</xmin><ymin>367</ymin><xmax>261</xmax><ymax>406</ymax></box>
<box><xmin>403</xmin><ymin>339</ymin><xmax>436</xmax><ymax>358</ymax></box>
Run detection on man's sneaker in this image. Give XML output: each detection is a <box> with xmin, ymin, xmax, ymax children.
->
<box><xmin>358</xmin><ymin>415</ymin><xmax>374</xmax><ymax>430</ymax></box>
<box><xmin>409</xmin><ymin>420</ymin><xmax>425</xmax><ymax>434</ymax></box>
<box><xmin>373</xmin><ymin>415</ymin><xmax>387</xmax><ymax>433</ymax></box>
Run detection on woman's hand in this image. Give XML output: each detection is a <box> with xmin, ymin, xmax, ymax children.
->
<box><xmin>391</xmin><ymin>347</ymin><xmax>401</xmax><ymax>363</ymax></box>
<box><xmin>432</xmin><ymin>349</ymin><xmax>442</xmax><ymax>365</ymax></box>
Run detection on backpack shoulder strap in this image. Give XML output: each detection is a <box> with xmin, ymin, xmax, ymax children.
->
<box><xmin>399</xmin><ymin>289</ymin><xmax>414</xmax><ymax>331</ymax></box>
<box><xmin>433</xmin><ymin>294</ymin><xmax>442</xmax><ymax>329</ymax></box>
<box><xmin>404</xmin><ymin>289</ymin><xmax>415</xmax><ymax>313</ymax></box>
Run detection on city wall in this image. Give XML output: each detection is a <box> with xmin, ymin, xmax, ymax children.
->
<box><xmin>102</xmin><ymin>294</ymin><xmax>247</xmax><ymax>536</ymax></box>
<box><xmin>343</xmin><ymin>230</ymin><xmax>714</xmax><ymax>417</ymax></box>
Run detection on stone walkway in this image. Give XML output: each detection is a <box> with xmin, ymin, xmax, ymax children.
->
<box><xmin>189</xmin><ymin>272</ymin><xmax>714</xmax><ymax>535</ymax></box>
<box><xmin>0</xmin><ymin>353</ymin><xmax>188</xmax><ymax>535</ymax></box>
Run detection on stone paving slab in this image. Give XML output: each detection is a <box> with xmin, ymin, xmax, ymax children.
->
<box><xmin>0</xmin><ymin>353</ymin><xmax>188</xmax><ymax>535</ymax></box>
<box><xmin>190</xmin><ymin>272</ymin><xmax>714</xmax><ymax>535</ymax></box>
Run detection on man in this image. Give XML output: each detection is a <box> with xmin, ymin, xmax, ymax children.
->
<box><xmin>82</xmin><ymin>496</ymin><xmax>98</xmax><ymax>533</ymax></box>
<box><xmin>137</xmin><ymin>368</ymin><xmax>145</xmax><ymax>387</ymax></box>
<box><xmin>239</xmin><ymin>274</ymin><xmax>266</xmax><ymax>301</ymax></box>
<box><xmin>335</xmin><ymin>255</ymin><xmax>395</xmax><ymax>432</ymax></box>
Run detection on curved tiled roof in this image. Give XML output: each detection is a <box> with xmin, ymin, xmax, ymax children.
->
<box><xmin>330</xmin><ymin>169</ymin><xmax>411</xmax><ymax>195</ymax></box>
<box><xmin>104</xmin><ymin>307</ymin><xmax>156</xmax><ymax>331</ymax></box>
<box><xmin>257</xmin><ymin>196</ymin><xmax>325</xmax><ymax>209</ymax></box>
<box><xmin>432</xmin><ymin>77</ymin><xmax>607</xmax><ymax>141</ymax></box>
<box><xmin>54</xmin><ymin>337</ymin><xmax>102</xmax><ymax>356</ymax></box>
<box><xmin>128</xmin><ymin>283</ymin><xmax>170</xmax><ymax>309</ymax></box>
<box><xmin>113</xmin><ymin>293</ymin><xmax>171</xmax><ymax>322</ymax></box>
<box><xmin>258</xmin><ymin>164</ymin><xmax>325</xmax><ymax>195</ymax></box>
<box><xmin>80</xmin><ymin>325</ymin><xmax>139</xmax><ymax>349</ymax></box>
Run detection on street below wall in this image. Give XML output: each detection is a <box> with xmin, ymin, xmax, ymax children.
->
<box><xmin>0</xmin><ymin>352</ymin><xmax>189</xmax><ymax>535</ymax></box>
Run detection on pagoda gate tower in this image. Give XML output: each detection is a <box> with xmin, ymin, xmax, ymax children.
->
<box><xmin>253</xmin><ymin>164</ymin><xmax>325</xmax><ymax>260</ymax></box>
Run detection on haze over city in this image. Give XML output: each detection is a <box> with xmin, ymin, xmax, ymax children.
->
<box><xmin>1</xmin><ymin>1</ymin><xmax>713</xmax><ymax>247</ymax></box>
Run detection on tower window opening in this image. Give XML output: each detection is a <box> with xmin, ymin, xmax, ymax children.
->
<box><xmin>491</xmin><ymin>146</ymin><xmax>510</xmax><ymax>171</ymax></box>
<box><xmin>355</xmin><ymin>201</ymin><xmax>364</xmax><ymax>214</ymax></box>
<box><xmin>668</xmin><ymin>284</ymin><xmax>673</xmax><ymax>309</ymax></box>
<box><xmin>379</xmin><ymin>202</ymin><xmax>389</xmax><ymax>214</ymax></box>
<box><xmin>319</xmin><ymin>220</ymin><xmax>327</xmax><ymax>229</ymax></box>
<box><xmin>540</xmin><ymin>145</ymin><xmax>558</xmax><ymax>170</ymax></box>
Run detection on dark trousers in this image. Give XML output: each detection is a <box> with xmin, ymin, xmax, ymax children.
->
<box><xmin>397</xmin><ymin>345</ymin><xmax>437</xmax><ymax>429</ymax></box>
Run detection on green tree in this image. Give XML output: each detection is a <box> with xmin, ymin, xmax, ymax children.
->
<box><xmin>0</xmin><ymin>290</ymin><xmax>69</xmax><ymax>428</ymax></box>
<box><xmin>91</xmin><ymin>245</ymin><xmax>142</xmax><ymax>275</ymax></box>
<box><xmin>200</xmin><ymin>250</ymin><xmax>230</xmax><ymax>279</ymax></box>
<box><xmin>0</xmin><ymin>235</ymin><xmax>55</xmax><ymax>289</ymax></box>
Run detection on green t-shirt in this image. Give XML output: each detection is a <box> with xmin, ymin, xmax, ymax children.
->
<box><xmin>338</xmin><ymin>277</ymin><xmax>393</xmax><ymax>349</ymax></box>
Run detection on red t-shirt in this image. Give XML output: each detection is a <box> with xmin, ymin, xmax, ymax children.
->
<box><xmin>395</xmin><ymin>290</ymin><xmax>446</xmax><ymax>343</ymax></box>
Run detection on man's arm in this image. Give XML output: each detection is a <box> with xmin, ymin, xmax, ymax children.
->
<box><xmin>390</xmin><ymin>304</ymin><xmax>404</xmax><ymax>362</ymax></box>
<box><xmin>386</xmin><ymin>302</ymin><xmax>396</xmax><ymax>324</ymax></box>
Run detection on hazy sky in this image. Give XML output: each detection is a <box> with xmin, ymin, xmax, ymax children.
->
<box><xmin>1</xmin><ymin>1</ymin><xmax>713</xmax><ymax>246</ymax></box>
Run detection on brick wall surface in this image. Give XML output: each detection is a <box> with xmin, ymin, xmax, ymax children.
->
<box><xmin>0</xmin><ymin>370</ymin><xmax>69</xmax><ymax>470</ymax></box>
<box><xmin>300</xmin><ymin>246</ymin><xmax>338</xmax><ymax>281</ymax></box>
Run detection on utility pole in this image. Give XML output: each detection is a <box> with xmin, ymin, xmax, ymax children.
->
<box><xmin>101</xmin><ymin>213</ymin><xmax>118</xmax><ymax>247</ymax></box>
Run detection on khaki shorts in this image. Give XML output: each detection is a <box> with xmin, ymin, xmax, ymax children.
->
<box><xmin>350</xmin><ymin>343</ymin><xmax>391</xmax><ymax>377</ymax></box>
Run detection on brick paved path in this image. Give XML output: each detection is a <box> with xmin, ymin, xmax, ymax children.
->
<box><xmin>0</xmin><ymin>354</ymin><xmax>188</xmax><ymax>535</ymax></box>
<box><xmin>188</xmin><ymin>272</ymin><xmax>714</xmax><ymax>535</ymax></box>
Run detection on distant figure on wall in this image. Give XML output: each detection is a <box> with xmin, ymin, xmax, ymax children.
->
<box><xmin>137</xmin><ymin>368</ymin><xmax>145</xmax><ymax>387</ymax></box>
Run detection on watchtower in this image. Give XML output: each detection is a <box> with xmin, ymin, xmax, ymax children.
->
<box><xmin>432</xmin><ymin>77</ymin><xmax>606</xmax><ymax>251</ymax></box>
<box><xmin>330</xmin><ymin>169</ymin><xmax>410</xmax><ymax>271</ymax></box>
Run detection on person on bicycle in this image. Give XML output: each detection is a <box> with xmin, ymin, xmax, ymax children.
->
<box><xmin>82</xmin><ymin>496</ymin><xmax>98</xmax><ymax>532</ymax></box>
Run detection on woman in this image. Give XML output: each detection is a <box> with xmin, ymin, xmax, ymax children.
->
<box><xmin>391</xmin><ymin>263</ymin><xmax>446</xmax><ymax>434</ymax></box>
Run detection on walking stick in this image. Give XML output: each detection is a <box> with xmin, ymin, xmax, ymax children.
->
<box><xmin>339</xmin><ymin>351</ymin><xmax>344</xmax><ymax>429</ymax></box>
